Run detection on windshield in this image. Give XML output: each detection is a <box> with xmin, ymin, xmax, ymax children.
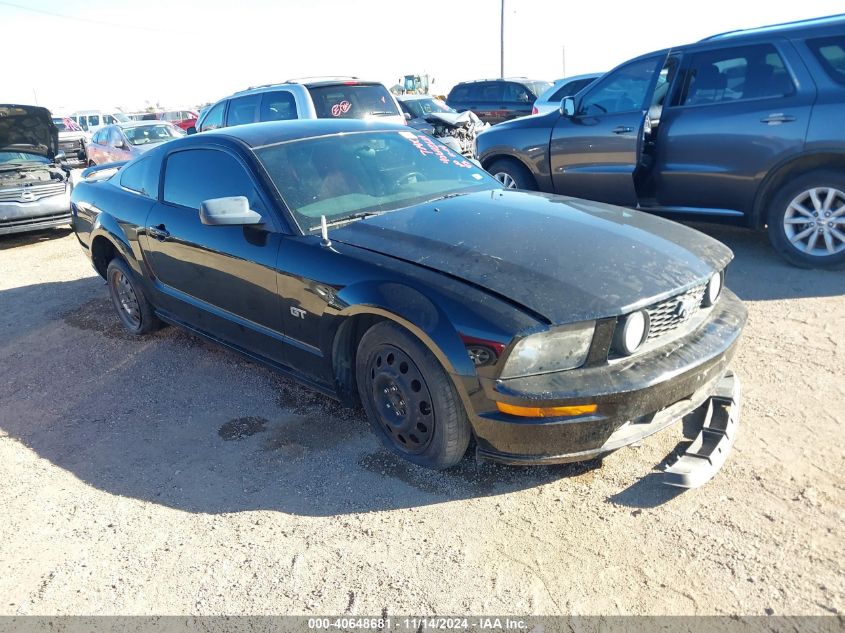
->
<box><xmin>122</xmin><ymin>124</ymin><xmax>182</xmax><ymax>145</ymax></box>
<box><xmin>400</xmin><ymin>97</ymin><xmax>454</xmax><ymax>119</ymax></box>
<box><xmin>113</xmin><ymin>112</ymin><xmax>130</xmax><ymax>123</ymax></box>
<box><xmin>0</xmin><ymin>151</ymin><xmax>49</xmax><ymax>165</ymax></box>
<box><xmin>256</xmin><ymin>130</ymin><xmax>499</xmax><ymax>232</ymax></box>
<box><xmin>307</xmin><ymin>84</ymin><xmax>400</xmax><ymax>119</ymax></box>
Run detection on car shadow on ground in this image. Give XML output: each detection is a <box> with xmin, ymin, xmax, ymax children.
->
<box><xmin>0</xmin><ymin>226</ymin><xmax>74</xmax><ymax>250</ymax></box>
<box><xmin>0</xmin><ymin>278</ymin><xmax>604</xmax><ymax>518</ymax></box>
<box><xmin>687</xmin><ymin>222</ymin><xmax>845</xmax><ymax>301</ymax></box>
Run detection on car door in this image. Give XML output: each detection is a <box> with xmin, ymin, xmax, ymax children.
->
<box><xmin>88</xmin><ymin>128</ymin><xmax>109</xmax><ymax>163</ymax></box>
<box><xmin>141</xmin><ymin>146</ymin><xmax>289</xmax><ymax>365</ymax></box>
<box><xmin>502</xmin><ymin>82</ymin><xmax>535</xmax><ymax>121</ymax></box>
<box><xmin>108</xmin><ymin>127</ymin><xmax>133</xmax><ymax>162</ymax></box>
<box><xmin>648</xmin><ymin>40</ymin><xmax>815</xmax><ymax>218</ymax></box>
<box><xmin>549</xmin><ymin>54</ymin><xmax>668</xmax><ymax>205</ymax></box>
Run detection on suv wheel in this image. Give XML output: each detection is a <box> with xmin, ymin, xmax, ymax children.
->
<box><xmin>768</xmin><ymin>171</ymin><xmax>845</xmax><ymax>269</ymax></box>
<box><xmin>487</xmin><ymin>158</ymin><xmax>536</xmax><ymax>190</ymax></box>
<box><xmin>356</xmin><ymin>321</ymin><xmax>471</xmax><ymax>469</ymax></box>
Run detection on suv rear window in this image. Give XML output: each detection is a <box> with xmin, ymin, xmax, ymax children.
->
<box><xmin>307</xmin><ymin>84</ymin><xmax>399</xmax><ymax>119</ymax></box>
<box><xmin>807</xmin><ymin>35</ymin><xmax>845</xmax><ymax>86</ymax></box>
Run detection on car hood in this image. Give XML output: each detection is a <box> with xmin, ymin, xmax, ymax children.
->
<box><xmin>331</xmin><ymin>190</ymin><xmax>733</xmax><ymax>324</ymax></box>
<box><xmin>0</xmin><ymin>104</ymin><xmax>58</xmax><ymax>158</ymax></box>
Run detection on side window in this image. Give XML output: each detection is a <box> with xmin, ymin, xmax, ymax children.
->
<box><xmin>163</xmin><ymin>149</ymin><xmax>263</xmax><ymax>212</ymax></box>
<box><xmin>807</xmin><ymin>35</ymin><xmax>845</xmax><ymax>86</ymax></box>
<box><xmin>504</xmin><ymin>82</ymin><xmax>533</xmax><ymax>103</ymax></box>
<box><xmin>87</xmin><ymin>115</ymin><xmax>101</xmax><ymax>128</ymax></box>
<box><xmin>103</xmin><ymin>115</ymin><xmax>116</xmax><ymax>124</ymax></box>
<box><xmin>226</xmin><ymin>94</ymin><xmax>260</xmax><ymax>127</ymax></box>
<box><xmin>579</xmin><ymin>57</ymin><xmax>662</xmax><ymax>115</ymax></box>
<box><xmin>200</xmin><ymin>101</ymin><xmax>226</xmax><ymax>131</ymax></box>
<box><xmin>476</xmin><ymin>82</ymin><xmax>504</xmax><ymax>102</ymax></box>
<box><xmin>108</xmin><ymin>128</ymin><xmax>124</xmax><ymax>146</ymax></box>
<box><xmin>259</xmin><ymin>91</ymin><xmax>298</xmax><ymax>122</ymax></box>
<box><xmin>680</xmin><ymin>44</ymin><xmax>794</xmax><ymax>106</ymax></box>
<box><xmin>448</xmin><ymin>85</ymin><xmax>471</xmax><ymax>102</ymax></box>
<box><xmin>92</xmin><ymin>129</ymin><xmax>106</xmax><ymax>145</ymax></box>
<box><xmin>120</xmin><ymin>157</ymin><xmax>159</xmax><ymax>198</ymax></box>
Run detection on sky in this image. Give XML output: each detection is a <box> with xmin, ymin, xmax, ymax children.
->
<box><xmin>3</xmin><ymin>0</ymin><xmax>843</xmax><ymax>114</ymax></box>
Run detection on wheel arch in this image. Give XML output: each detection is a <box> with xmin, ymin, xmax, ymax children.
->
<box><xmin>89</xmin><ymin>213</ymin><xmax>140</xmax><ymax>280</ymax></box>
<box><xmin>752</xmin><ymin>151</ymin><xmax>845</xmax><ymax>229</ymax></box>
<box><xmin>321</xmin><ymin>283</ymin><xmax>480</xmax><ymax>412</ymax></box>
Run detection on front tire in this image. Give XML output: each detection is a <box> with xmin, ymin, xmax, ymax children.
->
<box><xmin>356</xmin><ymin>322</ymin><xmax>471</xmax><ymax>469</ymax></box>
<box><xmin>106</xmin><ymin>258</ymin><xmax>161</xmax><ymax>335</ymax></box>
<box><xmin>487</xmin><ymin>158</ymin><xmax>536</xmax><ymax>190</ymax></box>
<box><xmin>767</xmin><ymin>170</ymin><xmax>845</xmax><ymax>269</ymax></box>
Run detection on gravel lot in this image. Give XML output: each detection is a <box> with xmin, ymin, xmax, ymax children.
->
<box><xmin>0</xmin><ymin>222</ymin><xmax>842</xmax><ymax>617</ymax></box>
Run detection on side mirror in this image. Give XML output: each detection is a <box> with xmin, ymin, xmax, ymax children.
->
<box><xmin>403</xmin><ymin>112</ymin><xmax>412</xmax><ymax>121</ymax></box>
<box><xmin>199</xmin><ymin>196</ymin><xmax>263</xmax><ymax>226</ymax></box>
<box><xmin>186</xmin><ymin>127</ymin><xmax>197</xmax><ymax>135</ymax></box>
<box><xmin>560</xmin><ymin>96</ymin><xmax>576</xmax><ymax>117</ymax></box>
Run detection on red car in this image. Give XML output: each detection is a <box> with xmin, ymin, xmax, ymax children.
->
<box><xmin>142</xmin><ymin>109</ymin><xmax>198</xmax><ymax>132</ymax></box>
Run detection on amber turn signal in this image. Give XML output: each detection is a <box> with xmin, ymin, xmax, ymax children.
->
<box><xmin>496</xmin><ymin>402</ymin><xmax>597</xmax><ymax>418</ymax></box>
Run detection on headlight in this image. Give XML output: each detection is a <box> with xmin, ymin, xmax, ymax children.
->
<box><xmin>703</xmin><ymin>271</ymin><xmax>723</xmax><ymax>307</ymax></box>
<box><xmin>500</xmin><ymin>322</ymin><xmax>595</xmax><ymax>379</ymax></box>
<box><xmin>612</xmin><ymin>310</ymin><xmax>650</xmax><ymax>356</ymax></box>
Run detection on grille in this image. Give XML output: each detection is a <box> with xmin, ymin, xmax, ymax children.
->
<box><xmin>59</xmin><ymin>139</ymin><xmax>84</xmax><ymax>151</ymax></box>
<box><xmin>0</xmin><ymin>182</ymin><xmax>66</xmax><ymax>202</ymax></box>
<box><xmin>645</xmin><ymin>283</ymin><xmax>706</xmax><ymax>342</ymax></box>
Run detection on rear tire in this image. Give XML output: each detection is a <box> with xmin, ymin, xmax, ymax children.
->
<box><xmin>356</xmin><ymin>321</ymin><xmax>471</xmax><ymax>469</ymax></box>
<box><xmin>487</xmin><ymin>158</ymin><xmax>536</xmax><ymax>190</ymax></box>
<box><xmin>106</xmin><ymin>258</ymin><xmax>161</xmax><ymax>335</ymax></box>
<box><xmin>767</xmin><ymin>170</ymin><xmax>845</xmax><ymax>269</ymax></box>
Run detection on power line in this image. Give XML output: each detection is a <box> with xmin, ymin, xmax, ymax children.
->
<box><xmin>0</xmin><ymin>0</ymin><xmax>195</xmax><ymax>33</ymax></box>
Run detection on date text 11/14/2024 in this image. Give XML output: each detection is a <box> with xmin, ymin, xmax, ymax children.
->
<box><xmin>307</xmin><ymin>617</ymin><xmax>529</xmax><ymax>630</ymax></box>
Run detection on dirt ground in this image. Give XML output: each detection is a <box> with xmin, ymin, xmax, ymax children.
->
<box><xmin>0</xmin><ymin>222</ymin><xmax>842</xmax><ymax>617</ymax></box>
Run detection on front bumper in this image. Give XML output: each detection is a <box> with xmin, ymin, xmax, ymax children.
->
<box><xmin>471</xmin><ymin>290</ymin><xmax>746</xmax><ymax>477</ymax></box>
<box><xmin>0</xmin><ymin>194</ymin><xmax>72</xmax><ymax>235</ymax></box>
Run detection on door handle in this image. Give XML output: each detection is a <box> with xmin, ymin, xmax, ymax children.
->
<box><xmin>612</xmin><ymin>126</ymin><xmax>633</xmax><ymax>134</ymax></box>
<box><xmin>761</xmin><ymin>114</ymin><xmax>796</xmax><ymax>124</ymax></box>
<box><xmin>147</xmin><ymin>224</ymin><xmax>170</xmax><ymax>241</ymax></box>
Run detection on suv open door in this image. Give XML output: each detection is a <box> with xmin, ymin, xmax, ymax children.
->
<box><xmin>549</xmin><ymin>52</ymin><xmax>671</xmax><ymax>206</ymax></box>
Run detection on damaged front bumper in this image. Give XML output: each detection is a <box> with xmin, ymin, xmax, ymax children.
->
<box><xmin>470</xmin><ymin>290</ymin><xmax>746</xmax><ymax>487</ymax></box>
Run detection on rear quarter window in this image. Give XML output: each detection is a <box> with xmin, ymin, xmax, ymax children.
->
<box><xmin>119</xmin><ymin>157</ymin><xmax>159</xmax><ymax>198</ymax></box>
<box><xmin>307</xmin><ymin>84</ymin><xmax>399</xmax><ymax>119</ymax></box>
<box><xmin>807</xmin><ymin>35</ymin><xmax>845</xmax><ymax>86</ymax></box>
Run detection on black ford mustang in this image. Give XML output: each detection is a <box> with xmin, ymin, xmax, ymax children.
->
<box><xmin>71</xmin><ymin>119</ymin><xmax>746</xmax><ymax>487</ymax></box>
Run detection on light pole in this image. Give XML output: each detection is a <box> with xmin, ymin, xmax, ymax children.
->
<box><xmin>500</xmin><ymin>0</ymin><xmax>504</xmax><ymax>78</ymax></box>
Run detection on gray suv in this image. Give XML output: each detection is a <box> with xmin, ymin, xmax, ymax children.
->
<box><xmin>477</xmin><ymin>14</ymin><xmax>845</xmax><ymax>268</ymax></box>
<box><xmin>194</xmin><ymin>77</ymin><xmax>404</xmax><ymax>133</ymax></box>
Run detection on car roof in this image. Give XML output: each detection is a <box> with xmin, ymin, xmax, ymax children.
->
<box><xmin>701</xmin><ymin>12</ymin><xmax>845</xmax><ymax>42</ymax></box>
<box><xmin>396</xmin><ymin>94</ymin><xmax>442</xmax><ymax>102</ymax></box>
<box><xmin>204</xmin><ymin>118</ymin><xmax>410</xmax><ymax>148</ymax></box>
<box><xmin>453</xmin><ymin>77</ymin><xmax>548</xmax><ymax>85</ymax></box>
<box><xmin>231</xmin><ymin>78</ymin><xmax>383</xmax><ymax>97</ymax></box>
<box><xmin>117</xmin><ymin>120</ymin><xmax>176</xmax><ymax>128</ymax></box>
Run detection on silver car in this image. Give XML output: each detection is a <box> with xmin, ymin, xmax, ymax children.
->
<box><xmin>532</xmin><ymin>73</ymin><xmax>603</xmax><ymax>115</ymax></box>
<box><xmin>85</xmin><ymin>121</ymin><xmax>184</xmax><ymax>166</ymax></box>
<box><xmin>0</xmin><ymin>104</ymin><xmax>72</xmax><ymax>236</ymax></box>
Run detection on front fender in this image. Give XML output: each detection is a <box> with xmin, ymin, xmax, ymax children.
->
<box><xmin>320</xmin><ymin>280</ymin><xmax>481</xmax><ymax>409</ymax></box>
